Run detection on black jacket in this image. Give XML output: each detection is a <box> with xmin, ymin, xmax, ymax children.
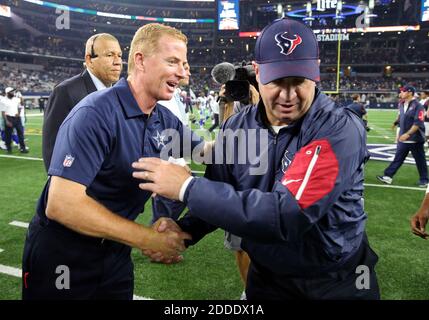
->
<box><xmin>42</xmin><ymin>69</ymin><xmax>97</xmax><ymax>171</ymax></box>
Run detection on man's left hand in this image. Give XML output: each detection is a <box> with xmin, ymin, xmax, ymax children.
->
<box><xmin>132</xmin><ymin>158</ymin><xmax>191</xmax><ymax>200</ymax></box>
<box><xmin>398</xmin><ymin>133</ymin><xmax>410</xmax><ymax>142</ymax></box>
<box><xmin>411</xmin><ymin>209</ymin><xmax>429</xmax><ymax>239</ymax></box>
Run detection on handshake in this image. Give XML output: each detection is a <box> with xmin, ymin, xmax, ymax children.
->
<box><xmin>141</xmin><ymin>217</ymin><xmax>191</xmax><ymax>264</ymax></box>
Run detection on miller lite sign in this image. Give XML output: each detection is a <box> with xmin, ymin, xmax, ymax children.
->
<box><xmin>316</xmin><ymin>0</ymin><xmax>338</xmax><ymax>11</ymax></box>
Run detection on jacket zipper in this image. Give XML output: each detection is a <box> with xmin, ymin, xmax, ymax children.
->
<box><xmin>271</xmin><ymin>131</ymin><xmax>278</xmax><ymax>189</ymax></box>
<box><xmin>295</xmin><ymin>145</ymin><xmax>322</xmax><ymax>200</ymax></box>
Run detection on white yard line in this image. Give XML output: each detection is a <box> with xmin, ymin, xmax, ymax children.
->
<box><xmin>367</xmin><ymin>135</ymin><xmax>395</xmax><ymax>139</ymax></box>
<box><xmin>0</xmin><ymin>264</ymin><xmax>21</xmax><ymax>277</ymax></box>
<box><xmin>0</xmin><ymin>249</ymin><xmax>4</xmax><ymax>254</ymax></box>
<box><xmin>0</xmin><ymin>155</ymin><xmax>43</xmax><ymax>161</ymax></box>
<box><xmin>133</xmin><ymin>295</ymin><xmax>153</xmax><ymax>300</ymax></box>
<box><xmin>9</xmin><ymin>221</ymin><xmax>29</xmax><ymax>228</ymax></box>
<box><xmin>368</xmin><ymin>123</ymin><xmax>396</xmax><ymax>138</ymax></box>
<box><xmin>26</xmin><ymin>113</ymin><xmax>44</xmax><ymax>117</ymax></box>
<box><xmin>364</xmin><ymin>183</ymin><xmax>425</xmax><ymax>191</ymax></box>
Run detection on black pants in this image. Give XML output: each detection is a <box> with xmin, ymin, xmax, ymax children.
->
<box><xmin>208</xmin><ymin>113</ymin><xmax>219</xmax><ymax>132</ymax></box>
<box><xmin>22</xmin><ymin>217</ymin><xmax>134</xmax><ymax>300</ymax></box>
<box><xmin>384</xmin><ymin>142</ymin><xmax>428</xmax><ymax>183</ymax></box>
<box><xmin>246</xmin><ymin>236</ymin><xmax>380</xmax><ymax>300</ymax></box>
<box><xmin>4</xmin><ymin>116</ymin><xmax>26</xmax><ymax>151</ymax></box>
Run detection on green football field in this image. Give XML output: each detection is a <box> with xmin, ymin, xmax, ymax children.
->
<box><xmin>0</xmin><ymin>108</ymin><xmax>428</xmax><ymax>300</ymax></box>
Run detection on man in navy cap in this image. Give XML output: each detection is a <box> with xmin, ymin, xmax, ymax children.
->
<box><xmin>377</xmin><ymin>85</ymin><xmax>428</xmax><ymax>187</ymax></box>
<box><xmin>133</xmin><ymin>18</ymin><xmax>380</xmax><ymax>299</ymax></box>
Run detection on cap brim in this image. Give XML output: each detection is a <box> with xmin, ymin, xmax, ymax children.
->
<box><xmin>258</xmin><ymin>59</ymin><xmax>320</xmax><ymax>85</ymax></box>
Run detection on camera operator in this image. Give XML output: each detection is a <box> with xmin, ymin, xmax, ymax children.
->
<box><xmin>213</xmin><ymin>62</ymin><xmax>259</xmax><ymax>124</ymax></box>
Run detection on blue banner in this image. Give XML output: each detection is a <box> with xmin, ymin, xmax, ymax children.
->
<box><xmin>422</xmin><ymin>0</ymin><xmax>429</xmax><ymax>22</ymax></box>
<box><xmin>218</xmin><ymin>0</ymin><xmax>239</xmax><ymax>30</ymax></box>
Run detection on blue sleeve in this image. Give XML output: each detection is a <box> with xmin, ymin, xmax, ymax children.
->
<box><xmin>183</xmin><ymin>114</ymin><xmax>366</xmax><ymax>243</ymax></box>
<box><xmin>48</xmin><ymin>106</ymin><xmax>112</xmax><ymax>186</ymax></box>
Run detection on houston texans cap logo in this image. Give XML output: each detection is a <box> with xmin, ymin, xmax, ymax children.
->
<box><xmin>275</xmin><ymin>32</ymin><xmax>302</xmax><ymax>56</ymax></box>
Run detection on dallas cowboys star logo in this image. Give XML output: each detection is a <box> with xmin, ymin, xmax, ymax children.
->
<box><xmin>153</xmin><ymin>131</ymin><xmax>166</xmax><ymax>148</ymax></box>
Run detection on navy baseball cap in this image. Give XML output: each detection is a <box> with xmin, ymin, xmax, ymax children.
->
<box><xmin>255</xmin><ymin>18</ymin><xmax>320</xmax><ymax>85</ymax></box>
<box><xmin>400</xmin><ymin>85</ymin><xmax>416</xmax><ymax>94</ymax></box>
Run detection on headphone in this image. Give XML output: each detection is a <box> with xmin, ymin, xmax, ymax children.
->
<box><xmin>89</xmin><ymin>35</ymin><xmax>99</xmax><ymax>59</ymax></box>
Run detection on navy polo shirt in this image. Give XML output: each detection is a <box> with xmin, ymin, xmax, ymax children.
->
<box><xmin>39</xmin><ymin>78</ymin><xmax>203</xmax><ymax>222</ymax></box>
<box><xmin>399</xmin><ymin>99</ymin><xmax>425</xmax><ymax>143</ymax></box>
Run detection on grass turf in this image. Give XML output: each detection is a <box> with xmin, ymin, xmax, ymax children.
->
<box><xmin>0</xmin><ymin>108</ymin><xmax>428</xmax><ymax>299</ymax></box>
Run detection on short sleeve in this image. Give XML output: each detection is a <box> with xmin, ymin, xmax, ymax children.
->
<box><xmin>48</xmin><ymin>106</ymin><xmax>112</xmax><ymax>186</ymax></box>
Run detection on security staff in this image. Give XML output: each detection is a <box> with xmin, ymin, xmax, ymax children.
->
<box><xmin>42</xmin><ymin>33</ymin><xmax>122</xmax><ymax>172</ymax></box>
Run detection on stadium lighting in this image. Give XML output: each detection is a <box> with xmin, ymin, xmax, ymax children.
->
<box><xmin>303</xmin><ymin>1</ymin><xmax>315</xmax><ymax>26</ymax></box>
<box><xmin>0</xmin><ymin>5</ymin><xmax>11</xmax><ymax>17</ymax></box>
<box><xmin>22</xmin><ymin>0</ymin><xmax>215</xmax><ymax>23</ymax></box>
<box><xmin>239</xmin><ymin>25</ymin><xmax>420</xmax><ymax>38</ymax></box>
<box><xmin>334</xmin><ymin>1</ymin><xmax>345</xmax><ymax>25</ymax></box>
<box><xmin>277</xmin><ymin>4</ymin><xmax>284</xmax><ymax>18</ymax></box>
<box><xmin>287</xmin><ymin>4</ymin><xmax>360</xmax><ymax>20</ymax></box>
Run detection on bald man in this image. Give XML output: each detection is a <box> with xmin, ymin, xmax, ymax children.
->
<box><xmin>42</xmin><ymin>33</ymin><xmax>123</xmax><ymax>171</ymax></box>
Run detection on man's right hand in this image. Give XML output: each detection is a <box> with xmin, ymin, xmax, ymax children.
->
<box><xmin>5</xmin><ymin>120</ymin><xmax>12</xmax><ymax>128</ymax></box>
<box><xmin>141</xmin><ymin>218</ymin><xmax>191</xmax><ymax>264</ymax></box>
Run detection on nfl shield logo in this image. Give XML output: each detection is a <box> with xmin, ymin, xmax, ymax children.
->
<box><xmin>63</xmin><ymin>154</ymin><xmax>75</xmax><ymax>167</ymax></box>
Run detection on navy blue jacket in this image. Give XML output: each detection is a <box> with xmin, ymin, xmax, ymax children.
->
<box><xmin>399</xmin><ymin>99</ymin><xmax>425</xmax><ymax>143</ymax></box>
<box><xmin>178</xmin><ymin>89</ymin><xmax>369</xmax><ymax>276</ymax></box>
<box><xmin>346</xmin><ymin>102</ymin><xmax>366</xmax><ymax>119</ymax></box>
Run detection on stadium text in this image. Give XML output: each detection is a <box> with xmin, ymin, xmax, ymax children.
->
<box><xmin>317</xmin><ymin>33</ymin><xmax>350</xmax><ymax>42</ymax></box>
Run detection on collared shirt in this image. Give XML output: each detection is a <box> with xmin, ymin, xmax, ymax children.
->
<box><xmin>0</xmin><ymin>96</ymin><xmax>7</xmax><ymax>113</ymax></box>
<box><xmin>38</xmin><ymin>78</ymin><xmax>202</xmax><ymax>222</ymax></box>
<box><xmin>87</xmin><ymin>69</ymin><xmax>108</xmax><ymax>91</ymax></box>
<box><xmin>2</xmin><ymin>96</ymin><xmax>21</xmax><ymax>116</ymax></box>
